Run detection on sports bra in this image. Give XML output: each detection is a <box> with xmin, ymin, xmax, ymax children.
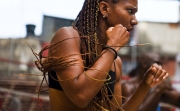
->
<box><xmin>48</xmin><ymin>70</ymin><xmax>116</xmax><ymax>100</ymax></box>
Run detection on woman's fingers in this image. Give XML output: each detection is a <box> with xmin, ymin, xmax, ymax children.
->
<box><xmin>144</xmin><ymin>66</ymin><xmax>156</xmax><ymax>85</ymax></box>
<box><xmin>155</xmin><ymin>70</ymin><xmax>167</xmax><ymax>83</ymax></box>
<box><xmin>107</xmin><ymin>27</ymin><xmax>114</xmax><ymax>32</ymax></box>
<box><xmin>106</xmin><ymin>24</ymin><xmax>130</xmax><ymax>47</ymax></box>
<box><xmin>163</xmin><ymin>73</ymin><xmax>169</xmax><ymax>80</ymax></box>
<box><xmin>152</xmin><ymin>64</ymin><xmax>168</xmax><ymax>81</ymax></box>
<box><xmin>145</xmin><ymin>63</ymin><xmax>169</xmax><ymax>87</ymax></box>
<box><xmin>153</xmin><ymin>64</ymin><xmax>162</xmax><ymax>82</ymax></box>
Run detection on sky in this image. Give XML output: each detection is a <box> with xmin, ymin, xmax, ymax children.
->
<box><xmin>0</xmin><ymin>0</ymin><xmax>179</xmax><ymax>38</ymax></box>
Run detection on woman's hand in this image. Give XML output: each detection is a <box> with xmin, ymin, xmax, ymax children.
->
<box><xmin>142</xmin><ymin>63</ymin><xmax>169</xmax><ymax>88</ymax></box>
<box><xmin>106</xmin><ymin>24</ymin><xmax>130</xmax><ymax>51</ymax></box>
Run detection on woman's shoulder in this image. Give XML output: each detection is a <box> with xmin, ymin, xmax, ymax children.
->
<box><xmin>56</xmin><ymin>26</ymin><xmax>79</xmax><ymax>36</ymax></box>
<box><xmin>49</xmin><ymin>26</ymin><xmax>81</xmax><ymax>56</ymax></box>
<box><xmin>116</xmin><ymin>56</ymin><xmax>122</xmax><ymax>68</ymax></box>
<box><xmin>113</xmin><ymin>56</ymin><xmax>122</xmax><ymax>81</ymax></box>
<box><xmin>51</xmin><ymin>26</ymin><xmax>80</xmax><ymax>43</ymax></box>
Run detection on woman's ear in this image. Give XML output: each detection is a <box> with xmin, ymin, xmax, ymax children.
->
<box><xmin>99</xmin><ymin>1</ymin><xmax>109</xmax><ymax>18</ymax></box>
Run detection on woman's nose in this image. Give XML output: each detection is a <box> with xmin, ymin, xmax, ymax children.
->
<box><xmin>131</xmin><ymin>16</ymin><xmax>138</xmax><ymax>25</ymax></box>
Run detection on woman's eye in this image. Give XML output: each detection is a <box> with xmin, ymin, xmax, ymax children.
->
<box><xmin>127</xmin><ymin>9</ymin><xmax>133</xmax><ymax>14</ymax></box>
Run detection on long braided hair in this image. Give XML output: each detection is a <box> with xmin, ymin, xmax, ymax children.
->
<box><xmin>74</xmin><ymin>0</ymin><xmax>118</xmax><ymax>67</ymax></box>
<box><xmin>73</xmin><ymin>0</ymin><xmax>121</xmax><ymax>110</ymax></box>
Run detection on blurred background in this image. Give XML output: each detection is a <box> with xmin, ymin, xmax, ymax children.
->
<box><xmin>0</xmin><ymin>0</ymin><xmax>180</xmax><ymax>111</ymax></box>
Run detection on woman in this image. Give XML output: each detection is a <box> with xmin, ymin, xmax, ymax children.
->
<box><xmin>36</xmin><ymin>0</ymin><xmax>169</xmax><ymax>110</ymax></box>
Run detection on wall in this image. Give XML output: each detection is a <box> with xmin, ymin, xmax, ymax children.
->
<box><xmin>136</xmin><ymin>22</ymin><xmax>180</xmax><ymax>57</ymax></box>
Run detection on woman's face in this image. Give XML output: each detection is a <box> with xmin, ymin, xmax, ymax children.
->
<box><xmin>106</xmin><ymin>0</ymin><xmax>138</xmax><ymax>31</ymax></box>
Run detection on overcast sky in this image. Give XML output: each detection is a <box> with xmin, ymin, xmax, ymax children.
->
<box><xmin>0</xmin><ymin>0</ymin><xmax>179</xmax><ymax>38</ymax></box>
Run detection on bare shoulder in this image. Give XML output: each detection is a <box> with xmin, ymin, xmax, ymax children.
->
<box><xmin>49</xmin><ymin>26</ymin><xmax>81</xmax><ymax>57</ymax></box>
<box><xmin>51</xmin><ymin>26</ymin><xmax>80</xmax><ymax>44</ymax></box>
<box><xmin>116</xmin><ymin>56</ymin><xmax>122</xmax><ymax>68</ymax></box>
<box><xmin>116</xmin><ymin>57</ymin><xmax>123</xmax><ymax>72</ymax></box>
<box><xmin>114</xmin><ymin>56</ymin><xmax>123</xmax><ymax>81</ymax></box>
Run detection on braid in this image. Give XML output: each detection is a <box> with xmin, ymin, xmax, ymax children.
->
<box><xmin>74</xmin><ymin>0</ymin><xmax>100</xmax><ymax>67</ymax></box>
<box><xmin>72</xmin><ymin>0</ymin><xmax>121</xmax><ymax>110</ymax></box>
<box><xmin>74</xmin><ymin>0</ymin><xmax>121</xmax><ymax>67</ymax></box>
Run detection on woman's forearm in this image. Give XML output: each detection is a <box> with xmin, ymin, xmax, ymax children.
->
<box><xmin>122</xmin><ymin>82</ymin><xmax>150</xmax><ymax>111</ymax></box>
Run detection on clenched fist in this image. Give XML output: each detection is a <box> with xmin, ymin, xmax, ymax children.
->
<box><xmin>142</xmin><ymin>63</ymin><xmax>169</xmax><ymax>88</ymax></box>
<box><xmin>106</xmin><ymin>24</ymin><xmax>130</xmax><ymax>51</ymax></box>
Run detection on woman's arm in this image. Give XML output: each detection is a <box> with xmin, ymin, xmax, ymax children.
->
<box><xmin>122</xmin><ymin>64</ymin><xmax>169</xmax><ymax>111</ymax></box>
<box><xmin>49</xmin><ymin>25</ymin><xmax>129</xmax><ymax>108</ymax></box>
<box><xmin>137</xmin><ymin>81</ymin><xmax>172</xmax><ymax>111</ymax></box>
<box><xmin>121</xmin><ymin>77</ymin><xmax>169</xmax><ymax>111</ymax></box>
